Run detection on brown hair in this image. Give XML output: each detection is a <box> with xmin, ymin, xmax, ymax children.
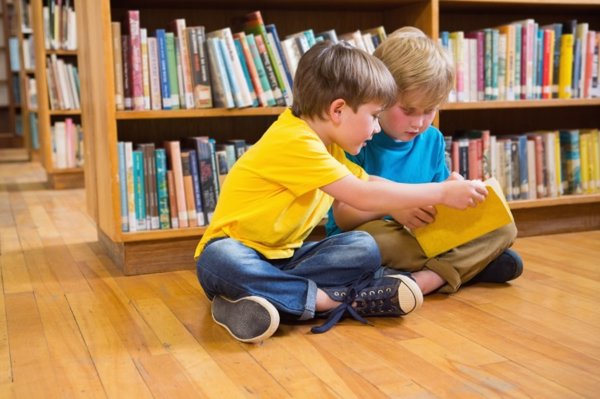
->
<box><xmin>374</xmin><ymin>26</ymin><xmax>455</xmax><ymax>110</ymax></box>
<box><xmin>291</xmin><ymin>40</ymin><xmax>397</xmax><ymax>119</ymax></box>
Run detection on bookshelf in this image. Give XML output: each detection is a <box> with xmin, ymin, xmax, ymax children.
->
<box><xmin>13</xmin><ymin>0</ymin><xmax>36</xmax><ymax>159</ymax></box>
<box><xmin>26</xmin><ymin>0</ymin><xmax>84</xmax><ymax>189</ymax></box>
<box><xmin>77</xmin><ymin>0</ymin><xmax>600</xmax><ymax>275</ymax></box>
<box><xmin>0</xmin><ymin>0</ymin><xmax>19</xmax><ymax>147</ymax></box>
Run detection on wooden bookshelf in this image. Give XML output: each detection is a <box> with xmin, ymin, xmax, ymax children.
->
<box><xmin>77</xmin><ymin>0</ymin><xmax>600</xmax><ymax>275</ymax></box>
<box><xmin>28</xmin><ymin>0</ymin><xmax>84</xmax><ymax>189</ymax></box>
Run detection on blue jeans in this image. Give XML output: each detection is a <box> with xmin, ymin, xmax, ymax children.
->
<box><xmin>196</xmin><ymin>231</ymin><xmax>382</xmax><ymax>320</ymax></box>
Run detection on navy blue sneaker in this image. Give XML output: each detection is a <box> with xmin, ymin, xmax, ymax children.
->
<box><xmin>470</xmin><ymin>248</ymin><xmax>523</xmax><ymax>284</ymax></box>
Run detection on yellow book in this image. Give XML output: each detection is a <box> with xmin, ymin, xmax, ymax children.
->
<box><xmin>579</xmin><ymin>131</ymin><xmax>590</xmax><ymax>193</ymax></box>
<box><xmin>558</xmin><ymin>33</ymin><xmax>574</xmax><ymax>99</ymax></box>
<box><xmin>412</xmin><ymin>177</ymin><xmax>514</xmax><ymax>258</ymax></box>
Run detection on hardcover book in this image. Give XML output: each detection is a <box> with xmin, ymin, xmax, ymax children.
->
<box><xmin>412</xmin><ymin>177</ymin><xmax>514</xmax><ymax>258</ymax></box>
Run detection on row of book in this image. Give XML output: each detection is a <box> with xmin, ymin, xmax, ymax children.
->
<box><xmin>445</xmin><ymin>128</ymin><xmax>600</xmax><ymax>201</ymax></box>
<box><xmin>51</xmin><ymin>117</ymin><xmax>83</xmax><ymax>169</ymax></box>
<box><xmin>45</xmin><ymin>54</ymin><xmax>80</xmax><ymax>110</ymax></box>
<box><xmin>441</xmin><ymin>19</ymin><xmax>600</xmax><ymax>102</ymax></box>
<box><xmin>117</xmin><ymin>138</ymin><xmax>250</xmax><ymax>233</ymax></box>
<box><xmin>42</xmin><ymin>0</ymin><xmax>77</xmax><ymax>51</ymax></box>
<box><xmin>112</xmin><ymin>9</ymin><xmax>387</xmax><ymax>111</ymax></box>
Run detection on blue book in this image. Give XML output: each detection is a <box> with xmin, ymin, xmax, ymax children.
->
<box><xmin>245</xmin><ymin>33</ymin><xmax>276</xmax><ymax>106</ymax></box>
<box><xmin>514</xmin><ymin>135</ymin><xmax>529</xmax><ymax>199</ymax></box>
<box><xmin>559</xmin><ymin>129</ymin><xmax>582</xmax><ymax>194</ymax></box>
<box><xmin>132</xmin><ymin>150</ymin><xmax>147</xmax><ymax>231</ymax></box>
<box><xmin>572</xmin><ymin>38</ymin><xmax>582</xmax><ymax>98</ymax></box>
<box><xmin>154</xmin><ymin>148</ymin><xmax>171</xmax><ymax>229</ymax></box>
<box><xmin>187</xmin><ymin>149</ymin><xmax>206</xmax><ymax>226</ymax></box>
<box><xmin>206</xmin><ymin>37</ymin><xmax>235</xmax><ymax>108</ymax></box>
<box><xmin>117</xmin><ymin>142</ymin><xmax>129</xmax><ymax>232</ymax></box>
<box><xmin>535</xmin><ymin>26</ymin><xmax>544</xmax><ymax>99</ymax></box>
<box><xmin>265</xmin><ymin>24</ymin><xmax>294</xmax><ymax>92</ymax></box>
<box><xmin>155</xmin><ymin>29</ymin><xmax>172</xmax><ymax>109</ymax></box>
<box><xmin>216</xmin><ymin>37</ymin><xmax>243</xmax><ymax>107</ymax></box>
<box><xmin>233</xmin><ymin>37</ymin><xmax>259</xmax><ymax>107</ymax></box>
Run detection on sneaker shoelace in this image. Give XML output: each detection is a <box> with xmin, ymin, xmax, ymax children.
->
<box><xmin>311</xmin><ymin>271</ymin><xmax>374</xmax><ymax>334</ymax></box>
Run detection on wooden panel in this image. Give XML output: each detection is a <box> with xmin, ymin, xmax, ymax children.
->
<box><xmin>46</xmin><ymin>170</ymin><xmax>85</xmax><ymax>190</ymax></box>
<box><xmin>513</xmin><ymin>202</ymin><xmax>600</xmax><ymax>237</ymax></box>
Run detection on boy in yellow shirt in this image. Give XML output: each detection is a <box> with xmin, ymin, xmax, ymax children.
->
<box><xmin>195</xmin><ymin>40</ymin><xmax>488</xmax><ymax>343</ymax></box>
<box><xmin>328</xmin><ymin>27</ymin><xmax>522</xmax><ymax>295</ymax></box>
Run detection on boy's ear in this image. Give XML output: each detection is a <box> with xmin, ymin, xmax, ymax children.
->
<box><xmin>328</xmin><ymin>99</ymin><xmax>346</xmax><ymax>124</ymax></box>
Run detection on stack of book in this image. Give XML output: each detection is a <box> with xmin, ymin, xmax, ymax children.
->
<box><xmin>441</xmin><ymin>19</ymin><xmax>600</xmax><ymax>102</ymax></box>
<box><xmin>117</xmin><ymin>137</ymin><xmax>250</xmax><ymax>233</ymax></box>
<box><xmin>444</xmin><ymin>128</ymin><xmax>600</xmax><ymax>201</ymax></box>
<box><xmin>112</xmin><ymin>10</ymin><xmax>387</xmax><ymax>111</ymax></box>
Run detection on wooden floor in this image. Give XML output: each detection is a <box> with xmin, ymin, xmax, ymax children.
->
<box><xmin>1</xmin><ymin>160</ymin><xmax>599</xmax><ymax>398</ymax></box>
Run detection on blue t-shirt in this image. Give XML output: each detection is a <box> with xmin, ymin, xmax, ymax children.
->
<box><xmin>326</xmin><ymin>125</ymin><xmax>450</xmax><ymax>235</ymax></box>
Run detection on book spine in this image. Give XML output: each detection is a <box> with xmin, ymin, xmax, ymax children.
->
<box><xmin>166</xmin><ymin>170</ymin><xmax>179</xmax><ymax>228</ymax></box>
<box><xmin>117</xmin><ymin>142</ymin><xmax>129</xmax><ymax>232</ymax></box>
<box><xmin>147</xmin><ymin>37</ymin><xmax>162</xmax><ymax>110</ymax></box>
<box><xmin>187</xmin><ymin>149</ymin><xmax>206</xmax><ymax>226</ymax></box>
<box><xmin>127</xmin><ymin>10</ymin><xmax>144</xmax><ymax>110</ymax></box>
<box><xmin>233</xmin><ymin>37</ymin><xmax>259</xmax><ymax>107</ymax></box>
<box><xmin>132</xmin><ymin>150</ymin><xmax>147</xmax><ymax>231</ymax></box>
<box><xmin>245</xmin><ymin>33</ymin><xmax>276</xmax><ymax>106</ymax></box>
<box><xmin>164</xmin><ymin>140</ymin><xmax>188</xmax><ymax>227</ymax></box>
<box><xmin>156</xmin><ymin>29</ymin><xmax>172</xmax><ymax>109</ymax></box>
<box><xmin>194</xmin><ymin>26</ymin><xmax>213</xmax><ymax>108</ymax></box>
<box><xmin>172</xmin><ymin>18</ymin><xmax>195</xmax><ymax>109</ymax></box>
<box><xmin>111</xmin><ymin>22</ymin><xmax>124</xmax><ymax>110</ymax></box>
<box><xmin>205</xmin><ymin>37</ymin><xmax>234</xmax><ymax>108</ymax></box>
<box><xmin>140</xmin><ymin>28</ymin><xmax>151</xmax><ymax>109</ymax></box>
<box><xmin>558</xmin><ymin>33</ymin><xmax>574</xmax><ymax>99</ymax></box>
<box><xmin>180</xmin><ymin>151</ymin><xmax>198</xmax><ymax>227</ymax></box>
<box><xmin>165</xmin><ymin>32</ymin><xmax>180</xmax><ymax>109</ymax></box>
<box><xmin>154</xmin><ymin>148</ymin><xmax>171</xmax><ymax>229</ymax></box>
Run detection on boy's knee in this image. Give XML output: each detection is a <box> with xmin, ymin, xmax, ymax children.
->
<box><xmin>345</xmin><ymin>231</ymin><xmax>381</xmax><ymax>269</ymax></box>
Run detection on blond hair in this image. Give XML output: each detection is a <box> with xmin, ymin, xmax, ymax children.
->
<box><xmin>373</xmin><ymin>26</ymin><xmax>454</xmax><ymax>110</ymax></box>
<box><xmin>292</xmin><ymin>40</ymin><xmax>397</xmax><ymax>120</ymax></box>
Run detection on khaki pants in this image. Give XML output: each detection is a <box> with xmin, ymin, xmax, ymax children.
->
<box><xmin>355</xmin><ymin>220</ymin><xmax>518</xmax><ymax>294</ymax></box>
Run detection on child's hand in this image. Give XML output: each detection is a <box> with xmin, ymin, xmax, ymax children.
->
<box><xmin>446</xmin><ymin>171</ymin><xmax>464</xmax><ymax>182</ymax></box>
<box><xmin>390</xmin><ymin>206</ymin><xmax>436</xmax><ymax>230</ymax></box>
<box><xmin>442</xmin><ymin>179</ymin><xmax>488</xmax><ymax>209</ymax></box>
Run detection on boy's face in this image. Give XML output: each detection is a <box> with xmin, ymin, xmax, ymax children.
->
<box><xmin>335</xmin><ymin>102</ymin><xmax>384</xmax><ymax>155</ymax></box>
<box><xmin>378</xmin><ymin>94</ymin><xmax>438</xmax><ymax>142</ymax></box>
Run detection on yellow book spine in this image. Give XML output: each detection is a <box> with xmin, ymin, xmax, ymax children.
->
<box><xmin>580</xmin><ymin>132</ymin><xmax>590</xmax><ymax>193</ymax></box>
<box><xmin>558</xmin><ymin>33</ymin><xmax>574</xmax><ymax>99</ymax></box>
<box><xmin>555</xmin><ymin>132</ymin><xmax>563</xmax><ymax>195</ymax></box>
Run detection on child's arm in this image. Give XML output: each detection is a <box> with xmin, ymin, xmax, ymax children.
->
<box><xmin>323</xmin><ymin>173</ymin><xmax>487</xmax><ymax>218</ymax></box>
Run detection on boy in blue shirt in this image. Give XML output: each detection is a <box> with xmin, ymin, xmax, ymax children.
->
<box><xmin>327</xmin><ymin>27</ymin><xmax>522</xmax><ymax>295</ymax></box>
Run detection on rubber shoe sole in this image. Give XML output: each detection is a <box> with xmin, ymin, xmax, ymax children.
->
<box><xmin>386</xmin><ymin>274</ymin><xmax>424</xmax><ymax>315</ymax></box>
<box><xmin>211</xmin><ymin>296</ymin><xmax>280</xmax><ymax>343</ymax></box>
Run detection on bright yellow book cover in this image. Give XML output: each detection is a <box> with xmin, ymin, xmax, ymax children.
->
<box><xmin>412</xmin><ymin>177</ymin><xmax>514</xmax><ymax>258</ymax></box>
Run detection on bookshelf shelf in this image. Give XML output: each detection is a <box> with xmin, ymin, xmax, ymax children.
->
<box><xmin>30</xmin><ymin>0</ymin><xmax>84</xmax><ymax>189</ymax></box>
<box><xmin>116</xmin><ymin>107</ymin><xmax>285</xmax><ymax>120</ymax></box>
<box><xmin>78</xmin><ymin>0</ymin><xmax>600</xmax><ymax>275</ymax></box>
<box><xmin>442</xmin><ymin>98</ymin><xmax>600</xmax><ymax>110</ymax></box>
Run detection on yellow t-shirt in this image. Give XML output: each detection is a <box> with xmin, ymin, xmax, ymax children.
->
<box><xmin>194</xmin><ymin>109</ymin><xmax>368</xmax><ymax>259</ymax></box>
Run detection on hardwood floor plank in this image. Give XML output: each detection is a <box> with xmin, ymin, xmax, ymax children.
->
<box><xmin>65</xmin><ymin>291</ymin><xmax>154</xmax><ymax>398</ymax></box>
<box><xmin>418</xmin><ymin>296</ymin><xmax>600</xmax><ymax>397</ymax></box>
<box><xmin>5</xmin><ymin>293</ymin><xmax>63</xmax><ymax>398</ymax></box>
<box><xmin>133</xmin><ymin>353</ymin><xmax>207</xmax><ymax>398</ymax></box>
<box><xmin>132</xmin><ymin>297</ymin><xmax>249</xmax><ymax>398</ymax></box>
<box><xmin>35</xmin><ymin>293</ymin><xmax>106</xmax><ymax>398</ymax></box>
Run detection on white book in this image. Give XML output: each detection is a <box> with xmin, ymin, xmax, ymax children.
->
<box><xmin>207</xmin><ymin>28</ymin><xmax>253</xmax><ymax>107</ymax></box>
<box><xmin>266</xmin><ymin>32</ymin><xmax>293</xmax><ymax>106</ymax></box>
<box><xmin>124</xmin><ymin>142</ymin><xmax>137</xmax><ymax>232</ymax></box>
<box><xmin>172</xmin><ymin>19</ymin><xmax>195</xmax><ymax>109</ymax></box>
<box><xmin>53</xmin><ymin>121</ymin><xmax>67</xmax><ymax>169</ymax></box>
<box><xmin>147</xmin><ymin>37</ymin><xmax>162</xmax><ymax>110</ymax></box>
<box><xmin>140</xmin><ymin>28</ymin><xmax>151</xmax><ymax>109</ymax></box>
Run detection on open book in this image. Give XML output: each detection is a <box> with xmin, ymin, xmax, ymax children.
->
<box><xmin>412</xmin><ymin>177</ymin><xmax>514</xmax><ymax>258</ymax></box>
